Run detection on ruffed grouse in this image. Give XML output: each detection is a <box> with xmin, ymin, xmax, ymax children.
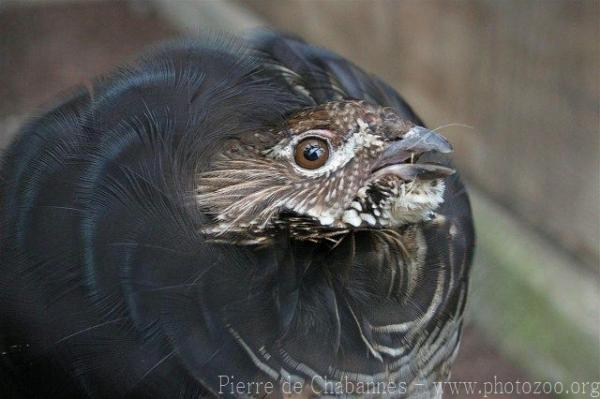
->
<box><xmin>0</xmin><ymin>32</ymin><xmax>474</xmax><ymax>398</ymax></box>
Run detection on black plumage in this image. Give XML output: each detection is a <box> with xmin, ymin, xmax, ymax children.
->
<box><xmin>0</xmin><ymin>33</ymin><xmax>474</xmax><ymax>398</ymax></box>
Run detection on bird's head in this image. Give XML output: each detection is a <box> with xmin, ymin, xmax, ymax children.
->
<box><xmin>197</xmin><ymin>100</ymin><xmax>454</xmax><ymax>243</ymax></box>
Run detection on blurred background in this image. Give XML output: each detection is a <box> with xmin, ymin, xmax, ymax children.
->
<box><xmin>0</xmin><ymin>0</ymin><xmax>598</xmax><ymax>397</ymax></box>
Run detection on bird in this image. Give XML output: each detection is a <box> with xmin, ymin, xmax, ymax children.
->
<box><xmin>0</xmin><ymin>32</ymin><xmax>474</xmax><ymax>398</ymax></box>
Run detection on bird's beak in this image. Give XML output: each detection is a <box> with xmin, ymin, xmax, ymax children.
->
<box><xmin>371</xmin><ymin>126</ymin><xmax>455</xmax><ymax>181</ymax></box>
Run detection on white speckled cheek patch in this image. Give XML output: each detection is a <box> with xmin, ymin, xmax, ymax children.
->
<box><xmin>339</xmin><ymin>178</ymin><xmax>447</xmax><ymax>228</ymax></box>
<box><xmin>389</xmin><ymin>180</ymin><xmax>446</xmax><ymax>225</ymax></box>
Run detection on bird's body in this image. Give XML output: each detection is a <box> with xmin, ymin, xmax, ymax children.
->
<box><xmin>0</xmin><ymin>33</ymin><xmax>474</xmax><ymax>398</ymax></box>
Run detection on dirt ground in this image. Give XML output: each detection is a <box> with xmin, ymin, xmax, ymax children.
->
<box><xmin>0</xmin><ymin>2</ymin><xmax>551</xmax><ymax>398</ymax></box>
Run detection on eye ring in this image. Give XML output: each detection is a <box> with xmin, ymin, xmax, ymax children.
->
<box><xmin>294</xmin><ymin>137</ymin><xmax>330</xmax><ymax>169</ymax></box>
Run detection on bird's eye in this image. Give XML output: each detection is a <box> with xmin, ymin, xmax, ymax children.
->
<box><xmin>294</xmin><ymin>137</ymin><xmax>330</xmax><ymax>169</ymax></box>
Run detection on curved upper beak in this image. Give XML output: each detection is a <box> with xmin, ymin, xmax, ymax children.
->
<box><xmin>392</xmin><ymin>126</ymin><xmax>453</xmax><ymax>154</ymax></box>
<box><xmin>371</xmin><ymin>126</ymin><xmax>455</xmax><ymax>181</ymax></box>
